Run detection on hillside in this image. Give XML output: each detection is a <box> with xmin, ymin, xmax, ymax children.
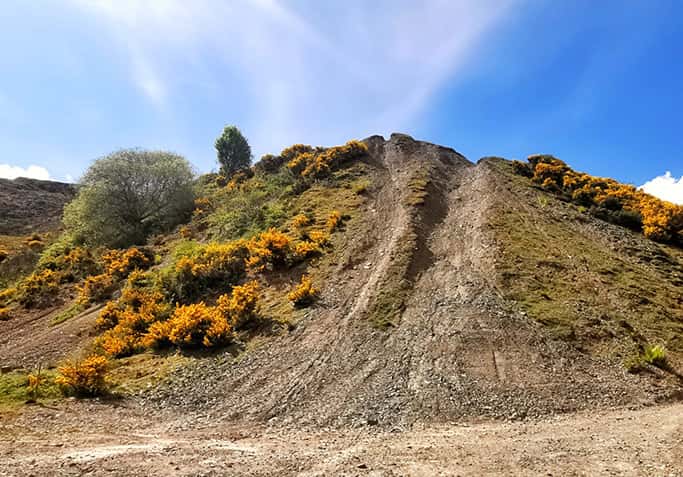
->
<box><xmin>0</xmin><ymin>177</ymin><xmax>76</xmax><ymax>236</ymax></box>
<box><xmin>142</xmin><ymin>134</ymin><xmax>682</xmax><ymax>427</ymax></box>
<box><xmin>0</xmin><ymin>177</ymin><xmax>76</xmax><ymax>290</ymax></box>
<box><xmin>0</xmin><ymin>134</ymin><xmax>681</xmax><ymax>474</ymax></box>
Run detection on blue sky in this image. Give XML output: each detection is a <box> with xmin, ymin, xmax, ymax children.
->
<box><xmin>1</xmin><ymin>0</ymin><xmax>682</xmax><ymax>202</ymax></box>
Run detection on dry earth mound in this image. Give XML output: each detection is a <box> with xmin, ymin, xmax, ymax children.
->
<box><xmin>146</xmin><ymin>134</ymin><xmax>678</xmax><ymax>428</ymax></box>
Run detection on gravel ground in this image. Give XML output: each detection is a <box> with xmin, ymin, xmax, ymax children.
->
<box><xmin>1</xmin><ymin>400</ymin><xmax>681</xmax><ymax>476</ymax></box>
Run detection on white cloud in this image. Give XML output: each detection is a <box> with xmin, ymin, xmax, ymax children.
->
<box><xmin>0</xmin><ymin>164</ymin><xmax>51</xmax><ymax>180</ymax></box>
<box><xmin>66</xmin><ymin>0</ymin><xmax>520</xmax><ymax>157</ymax></box>
<box><xmin>640</xmin><ymin>172</ymin><xmax>683</xmax><ymax>205</ymax></box>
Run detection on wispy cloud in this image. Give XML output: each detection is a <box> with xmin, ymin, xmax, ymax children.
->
<box><xmin>0</xmin><ymin>164</ymin><xmax>51</xmax><ymax>180</ymax></box>
<box><xmin>67</xmin><ymin>0</ymin><xmax>519</xmax><ymax>157</ymax></box>
<box><xmin>640</xmin><ymin>171</ymin><xmax>683</xmax><ymax>205</ymax></box>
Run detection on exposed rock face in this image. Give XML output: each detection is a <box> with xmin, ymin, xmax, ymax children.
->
<box><xmin>0</xmin><ymin>177</ymin><xmax>76</xmax><ymax>235</ymax></box>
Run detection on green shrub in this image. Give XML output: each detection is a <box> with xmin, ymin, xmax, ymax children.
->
<box><xmin>215</xmin><ymin>125</ymin><xmax>252</xmax><ymax>177</ymax></box>
<box><xmin>511</xmin><ymin>160</ymin><xmax>532</xmax><ymax>177</ymax></box>
<box><xmin>253</xmin><ymin>154</ymin><xmax>286</xmax><ymax>174</ymax></box>
<box><xmin>206</xmin><ymin>171</ymin><xmax>295</xmax><ymax>240</ymax></box>
<box><xmin>63</xmin><ymin>149</ymin><xmax>195</xmax><ymax>248</ymax></box>
<box><xmin>642</xmin><ymin>345</ymin><xmax>667</xmax><ymax>368</ymax></box>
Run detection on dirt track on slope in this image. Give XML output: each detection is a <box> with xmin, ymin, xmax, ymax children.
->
<box><xmin>1</xmin><ymin>401</ymin><xmax>681</xmax><ymax>476</ymax></box>
<box><xmin>143</xmin><ymin>134</ymin><xmax>663</xmax><ymax>428</ymax></box>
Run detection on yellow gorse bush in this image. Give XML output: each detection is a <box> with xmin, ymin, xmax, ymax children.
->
<box><xmin>147</xmin><ymin>301</ymin><xmax>232</xmax><ymax>348</ymax></box>
<box><xmin>288</xmin><ymin>275</ymin><xmax>318</xmax><ymax>307</ymax></box>
<box><xmin>216</xmin><ymin>280</ymin><xmax>260</xmax><ymax>329</ymax></box>
<box><xmin>326</xmin><ymin>210</ymin><xmax>342</xmax><ymax>232</ymax></box>
<box><xmin>77</xmin><ymin>273</ymin><xmax>116</xmax><ymax>304</ymax></box>
<box><xmin>284</xmin><ymin>140</ymin><xmax>367</xmax><ymax>179</ymax></box>
<box><xmin>55</xmin><ymin>355</ymin><xmax>109</xmax><ymax>397</ymax></box>
<box><xmin>292</xmin><ymin>213</ymin><xmax>312</xmax><ymax>229</ymax></box>
<box><xmin>245</xmin><ymin>228</ymin><xmax>292</xmax><ymax>271</ymax></box>
<box><xmin>0</xmin><ymin>287</ymin><xmax>16</xmax><ymax>307</ymax></box>
<box><xmin>96</xmin><ymin>279</ymin><xmax>260</xmax><ymax>354</ymax></box>
<box><xmin>292</xmin><ymin>240</ymin><xmax>320</xmax><ymax>261</ymax></box>
<box><xmin>0</xmin><ymin>307</ymin><xmax>10</xmax><ymax>321</ymax></box>
<box><xmin>17</xmin><ymin>269</ymin><xmax>61</xmax><ymax>307</ymax></box>
<box><xmin>102</xmin><ymin>247</ymin><xmax>152</xmax><ymax>278</ymax></box>
<box><xmin>95</xmin><ymin>287</ymin><xmax>171</xmax><ymax>357</ymax></box>
<box><xmin>519</xmin><ymin>155</ymin><xmax>683</xmax><ymax>243</ymax></box>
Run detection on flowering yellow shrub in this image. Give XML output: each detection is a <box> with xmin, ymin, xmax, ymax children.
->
<box><xmin>0</xmin><ymin>307</ymin><xmax>10</xmax><ymax>321</ymax></box>
<box><xmin>245</xmin><ymin>228</ymin><xmax>292</xmax><ymax>271</ymax></box>
<box><xmin>26</xmin><ymin>239</ymin><xmax>43</xmax><ymax>250</ymax></box>
<box><xmin>96</xmin><ymin>300</ymin><xmax>122</xmax><ymax>329</ymax></box>
<box><xmin>193</xmin><ymin>196</ymin><xmax>212</xmax><ymax>217</ymax></box>
<box><xmin>326</xmin><ymin>210</ymin><xmax>343</xmax><ymax>232</ymax></box>
<box><xmin>18</xmin><ymin>269</ymin><xmax>61</xmax><ymax>307</ymax></box>
<box><xmin>168</xmin><ymin>240</ymin><xmax>250</xmax><ymax>301</ymax></box>
<box><xmin>26</xmin><ymin>372</ymin><xmax>45</xmax><ymax>400</ymax></box>
<box><xmin>56</xmin><ymin>355</ymin><xmax>109</xmax><ymax>397</ymax></box>
<box><xmin>147</xmin><ymin>302</ymin><xmax>232</xmax><ymax>348</ymax></box>
<box><xmin>518</xmin><ymin>155</ymin><xmax>683</xmax><ymax>243</ymax></box>
<box><xmin>292</xmin><ymin>240</ymin><xmax>320</xmax><ymax>261</ymax></box>
<box><xmin>77</xmin><ymin>273</ymin><xmax>116</xmax><ymax>304</ymax></box>
<box><xmin>288</xmin><ymin>275</ymin><xmax>318</xmax><ymax>307</ymax></box>
<box><xmin>292</xmin><ymin>214</ymin><xmax>312</xmax><ymax>229</ymax></box>
<box><xmin>95</xmin><ymin>287</ymin><xmax>171</xmax><ymax>357</ymax></box>
<box><xmin>102</xmin><ymin>247</ymin><xmax>152</xmax><ymax>278</ymax></box>
<box><xmin>307</xmin><ymin>230</ymin><xmax>330</xmax><ymax>246</ymax></box>
<box><xmin>283</xmin><ymin>140</ymin><xmax>368</xmax><ymax>179</ymax></box>
<box><xmin>216</xmin><ymin>280</ymin><xmax>260</xmax><ymax>329</ymax></box>
<box><xmin>286</xmin><ymin>151</ymin><xmax>315</xmax><ymax>175</ymax></box>
<box><xmin>280</xmin><ymin>143</ymin><xmax>315</xmax><ymax>162</ymax></box>
<box><xmin>37</xmin><ymin>245</ymin><xmax>99</xmax><ymax>283</ymax></box>
<box><xmin>0</xmin><ymin>287</ymin><xmax>15</xmax><ymax>307</ymax></box>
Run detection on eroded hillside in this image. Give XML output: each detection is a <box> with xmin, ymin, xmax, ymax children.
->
<box><xmin>145</xmin><ymin>134</ymin><xmax>681</xmax><ymax>427</ymax></box>
<box><xmin>0</xmin><ymin>134</ymin><xmax>681</xmax><ymax>430</ymax></box>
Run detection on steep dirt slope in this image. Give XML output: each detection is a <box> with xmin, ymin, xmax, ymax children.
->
<box><xmin>146</xmin><ymin>134</ymin><xmax>670</xmax><ymax>427</ymax></box>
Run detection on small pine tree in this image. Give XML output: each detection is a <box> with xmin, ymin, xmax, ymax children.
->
<box><xmin>215</xmin><ymin>125</ymin><xmax>252</xmax><ymax>177</ymax></box>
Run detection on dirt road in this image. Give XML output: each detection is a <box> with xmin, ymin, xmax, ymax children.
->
<box><xmin>1</xmin><ymin>401</ymin><xmax>681</xmax><ymax>476</ymax></box>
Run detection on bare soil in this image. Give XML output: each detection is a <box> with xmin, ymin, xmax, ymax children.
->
<box><xmin>1</xmin><ymin>400</ymin><xmax>681</xmax><ymax>476</ymax></box>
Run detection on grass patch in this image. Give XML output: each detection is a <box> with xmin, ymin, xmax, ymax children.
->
<box><xmin>51</xmin><ymin>301</ymin><xmax>86</xmax><ymax>326</ymax></box>
<box><xmin>406</xmin><ymin>171</ymin><xmax>430</xmax><ymax>206</ymax></box>
<box><xmin>0</xmin><ymin>369</ymin><xmax>61</xmax><ymax>409</ymax></box>
<box><xmin>106</xmin><ymin>352</ymin><xmax>193</xmax><ymax>394</ymax></box>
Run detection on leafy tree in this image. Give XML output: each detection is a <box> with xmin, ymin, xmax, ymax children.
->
<box><xmin>64</xmin><ymin>149</ymin><xmax>195</xmax><ymax>247</ymax></box>
<box><xmin>215</xmin><ymin>125</ymin><xmax>252</xmax><ymax>176</ymax></box>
